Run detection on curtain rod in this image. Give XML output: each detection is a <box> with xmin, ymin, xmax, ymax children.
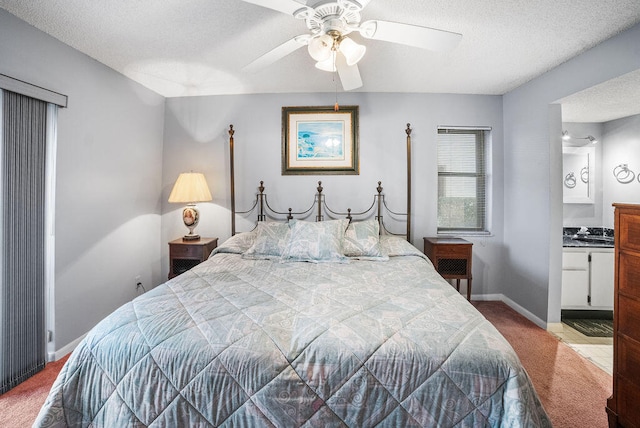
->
<box><xmin>0</xmin><ymin>74</ymin><xmax>68</xmax><ymax>108</ymax></box>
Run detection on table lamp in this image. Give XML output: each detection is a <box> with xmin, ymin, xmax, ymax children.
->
<box><xmin>168</xmin><ymin>172</ymin><xmax>212</xmax><ymax>241</ymax></box>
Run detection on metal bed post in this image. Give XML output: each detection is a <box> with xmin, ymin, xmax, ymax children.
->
<box><xmin>258</xmin><ymin>181</ymin><xmax>265</xmax><ymax>221</ymax></box>
<box><xmin>316</xmin><ymin>181</ymin><xmax>324</xmax><ymax>221</ymax></box>
<box><xmin>229</xmin><ymin>124</ymin><xmax>236</xmax><ymax>236</ymax></box>
<box><xmin>376</xmin><ymin>181</ymin><xmax>383</xmax><ymax>230</ymax></box>
<box><xmin>406</xmin><ymin>123</ymin><xmax>412</xmax><ymax>242</ymax></box>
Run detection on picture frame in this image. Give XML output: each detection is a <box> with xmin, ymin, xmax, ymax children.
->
<box><xmin>282</xmin><ymin>105</ymin><xmax>359</xmax><ymax>175</ymax></box>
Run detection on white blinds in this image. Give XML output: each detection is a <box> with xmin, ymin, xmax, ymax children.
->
<box><xmin>437</xmin><ymin>129</ymin><xmax>487</xmax><ymax>232</ymax></box>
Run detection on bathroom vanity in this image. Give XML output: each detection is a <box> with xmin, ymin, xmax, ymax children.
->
<box><xmin>562</xmin><ymin>228</ymin><xmax>614</xmax><ymax>310</ymax></box>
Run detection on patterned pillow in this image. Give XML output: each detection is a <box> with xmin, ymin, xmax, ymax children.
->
<box><xmin>380</xmin><ymin>236</ymin><xmax>430</xmax><ymax>263</ymax></box>
<box><xmin>281</xmin><ymin>219</ymin><xmax>349</xmax><ymax>263</ymax></box>
<box><xmin>242</xmin><ymin>222</ymin><xmax>291</xmax><ymax>260</ymax></box>
<box><xmin>343</xmin><ymin>219</ymin><xmax>388</xmax><ymax>260</ymax></box>
<box><xmin>211</xmin><ymin>230</ymin><xmax>256</xmax><ymax>256</ymax></box>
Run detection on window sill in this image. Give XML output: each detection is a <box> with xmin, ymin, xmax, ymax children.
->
<box><xmin>437</xmin><ymin>231</ymin><xmax>493</xmax><ymax>238</ymax></box>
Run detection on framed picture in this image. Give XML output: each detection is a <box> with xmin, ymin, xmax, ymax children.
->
<box><xmin>282</xmin><ymin>105</ymin><xmax>359</xmax><ymax>175</ymax></box>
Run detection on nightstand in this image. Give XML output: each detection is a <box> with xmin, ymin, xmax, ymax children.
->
<box><xmin>168</xmin><ymin>237</ymin><xmax>218</xmax><ymax>279</ymax></box>
<box><xmin>423</xmin><ymin>237</ymin><xmax>473</xmax><ymax>300</ymax></box>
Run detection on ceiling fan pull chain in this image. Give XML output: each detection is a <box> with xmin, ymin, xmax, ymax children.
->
<box><xmin>334</xmin><ymin>52</ymin><xmax>340</xmax><ymax>111</ymax></box>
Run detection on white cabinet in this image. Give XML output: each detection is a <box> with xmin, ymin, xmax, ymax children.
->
<box><xmin>561</xmin><ymin>251</ymin><xmax>589</xmax><ymax>307</ymax></box>
<box><xmin>589</xmin><ymin>251</ymin><xmax>614</xmax><ymax>307</ymax></box>
<box><xmin>561</xmin><ymin>248</ymin><xmax>614</xmax><ymax>310</ymax></box>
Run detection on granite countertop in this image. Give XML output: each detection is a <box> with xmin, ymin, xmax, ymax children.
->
<box><xmin>563</xmin><ymin>227</ymin><xmax>614</xmax><ymax>248</ymax></box>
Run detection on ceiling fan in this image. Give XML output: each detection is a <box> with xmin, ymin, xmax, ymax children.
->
<box><xmin>241</xmin><ymin>0</ymin><xmax>462</xmax><ymax>91</ymax></box>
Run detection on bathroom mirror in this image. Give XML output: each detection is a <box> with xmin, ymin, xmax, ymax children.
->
<box><xmin>563</xmin><ymin>146</ymin><xmax>595</xmax><ymax>204</ymax></box>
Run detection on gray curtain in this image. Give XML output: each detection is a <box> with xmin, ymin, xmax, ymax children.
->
<box><xmin>0</xmin><ymin>90</ymin><xmax>47</xmax><ymax>394</ymax></box>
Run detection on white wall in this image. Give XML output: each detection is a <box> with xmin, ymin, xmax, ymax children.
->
<box><xmin>504</xmin><ymin>23</ymin><xmax>640</xmax><ymax>323</ymax></box>
<box><xmin>562</xmin><ymin>122</ymin><xmax>604</xmax><ymax>227</ymax></box>
<box><xmin>603</xmin><ymin>114</ymin><xmax>640</xmax><ymax>225</ymax></box>
<box><xmin>0</xmin><ymin>10</ymin><xmax>166</xmax><ymax>354</ymax></box>
<box><xmin>162</xmin><ymin>92</ymin><xmax>505</xmax><ymax>296</ymax></box>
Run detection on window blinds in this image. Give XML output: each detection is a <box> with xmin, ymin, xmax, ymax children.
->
<box><xmin>0</xmin><ymin>90</ymin><xmax>48</xmax><ymax>394</ymax></box>
<box><xmin>437</xmin><ymin>129</ymin><xmax>487</xmax><ymax>232</ymax></box>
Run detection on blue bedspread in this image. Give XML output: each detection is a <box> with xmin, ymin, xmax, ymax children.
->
<box><xmin>35</xmin><ymin>239</ymin><xmax>550</xmax><ymax>427</ymax></box>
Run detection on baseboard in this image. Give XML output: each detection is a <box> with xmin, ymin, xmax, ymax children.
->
<box><xmin>472</xmin><ymin>293</ymin><xmax>504</xmax><ymax>301</ymax></box>
<box><xmin>473</xmin><ymin>293</ymin><xmax>547</xmax><ymax>329</ymax></box>
<box><xmin>48</xmin><ymin>333</ymin><xmax>87</xmax><ymax>362</ymax></box>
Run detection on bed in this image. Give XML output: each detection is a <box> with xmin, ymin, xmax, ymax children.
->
<box><xmin>35</xmin><ymin>227</ymin><xmax>549</xmax><ymax>427</ymax></box>
<box><xmin>35</xmin><ymin>124</ymin><xmax>550</xmax><ymax>427</ymax></box>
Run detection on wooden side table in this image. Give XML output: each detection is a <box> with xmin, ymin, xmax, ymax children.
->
<box><xmin>423</xmin><ymin>237</ymin><xmax>473</xmax><ymax>300</ymax></box>
<box><xmin>168</xmin><ymin>237</ymin><xmax>218</xmax><ymax>279</ymax></box>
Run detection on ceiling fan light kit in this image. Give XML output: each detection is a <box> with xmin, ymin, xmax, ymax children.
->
<box><xmin>308</xmin><ymin>34</ymin><xmax>334</xmax><ymax>61</ymax></box>
<box><xmin>242</xmin><ymin>0</ymin><xmax>462</xmax><ymax>90</ymax></box>
<box><xmin>316</xmin><ymin>53</ymin><xmax>337</xmax><ymax>72</ymax></box>
<box><xmin>339</xmin><ymin>37</ymin><xmax>366</xmax><ymax>66</ymax></box>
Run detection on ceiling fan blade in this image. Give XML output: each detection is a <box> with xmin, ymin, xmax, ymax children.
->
<box><xmin>353</xmin><ymin>0</ymin><xmax>372</xmax><ymax>9</ymax></box>
<box><xmin>336</xmin><ymin>54</ymin><xmax>363</xmax><ymax>91</ymax></box>
<box><xmin>360</xmin><ymin>20</ymin><xmax>462</xmax><ymax>52</ymax></box>
<box><xmin>242</xmin><ymin>36</ymin><xmax>308</xmax><ymax>73</ymax></box>
<box><xmin>240</xmin><ymin>0</ymin><xmax>307</xmax><ymax>16</ymax></box>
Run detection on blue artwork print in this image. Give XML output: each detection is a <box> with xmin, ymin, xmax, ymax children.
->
<box><xmin>297</xmin><ymin>121</ymin><xmax>345</xmax><ymax>160</ymax></box>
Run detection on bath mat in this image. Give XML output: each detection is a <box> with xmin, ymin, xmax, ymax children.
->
<box><xmin>563</xmin><ymin>318</ymin><xmax>613</xmax><ymax>337</ymax></box>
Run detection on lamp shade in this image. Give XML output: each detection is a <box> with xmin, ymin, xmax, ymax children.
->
<box><xmin>168</xmin><ymin>172</ymin><xmax>212</xmax><ymax>203</ymax></box>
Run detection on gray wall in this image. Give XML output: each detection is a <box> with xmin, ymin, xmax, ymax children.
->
<box><xmin>562</xmin><ymin>115</ymin><xmax>640</xmax><ymax>229</ymax></box>
<box><xmin>603</xmin><ymin>113</ymin><xmax>640</xmax><ymax>225</ymax></box>
<box><xmin>0</xmin><ymin>9</ymin><xmax>166</xmax><ymax>353</ymax></box>
<box><xmin>161</xmin><ymin>93</ymin><xmax>505</xmax><ymax>296</ymax></box>
<box><xmin>503</xmin><ymin>23</ymin><xmax>640</xmax><ymax>323</ymax></box>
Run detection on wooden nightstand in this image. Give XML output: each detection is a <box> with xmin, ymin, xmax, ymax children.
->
<box><xmin>423</xmin><ymin>237</ymin><xmax>473</xmax><ymax>300</ymax></box>
<box><xmin>168</xmin><ymin>237</ymin><xmax>218</xmax><ymax>279</ymax></box>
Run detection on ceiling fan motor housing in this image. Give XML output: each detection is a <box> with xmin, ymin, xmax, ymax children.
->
<box><xmin>300</xmin><ymin>1</ymin><xmax>363</xmax><ymax>37</ymax></box>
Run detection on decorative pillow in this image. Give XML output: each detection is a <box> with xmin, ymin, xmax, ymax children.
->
<box><xmin>343</xmin><ymin>219</ymin><xmax>388</xmax><ymax>260</ymax></box>
<box><xmin>380</xmin><ymin>235</ymin><xmax>428</xmax><ymax>261</ymax></box>
<box><xmin>242</xmin><ymin>222</ymin><xmax>291</xmax><ymax>260</ymax></box>
<box><xmin>211</xmin><ymin>230</ymin><xmax>256</xmax><ymax>256</ymax></box>
<box><xmin>281</xmin><ymin>219</ymin><xmax>349</xmax><ymax>263</ymax></box>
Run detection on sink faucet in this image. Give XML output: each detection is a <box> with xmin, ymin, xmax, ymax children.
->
<box><xmin>576</xmin><ymin>226</ymin><xmax>590</xmax><ymax>236</ymax></box>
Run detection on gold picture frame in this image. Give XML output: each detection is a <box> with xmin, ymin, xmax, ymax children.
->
<box><xmin>282</xmin><ymin>105</ymin><xmax>359</xmax><ymax>175</ymax></box>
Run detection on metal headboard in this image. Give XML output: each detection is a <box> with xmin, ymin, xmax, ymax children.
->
<box><xmin>228</xmin><ymin>123</ymin><xmax>413</xmax><ymax>240</ymax></box>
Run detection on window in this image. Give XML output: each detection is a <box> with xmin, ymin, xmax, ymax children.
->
<box><xmin>437</xmin><ymin>128</ymin><xmax>489</xmax><ymax>234</ymax></box>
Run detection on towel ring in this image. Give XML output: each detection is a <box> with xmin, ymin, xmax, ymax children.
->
<box><xmin>613</xmin><ymin>164</ymin><xmax>635</xmax><ymax>184</ymax></box>
<box><xmin>564</xmin><ymin>172</ymin><xmax>576</xmax><ymax>188</ymax></box>
<box><xmin>580</xmin><ymin>166</ymin><xmax>589</xmax><ymax>184</ymax></box>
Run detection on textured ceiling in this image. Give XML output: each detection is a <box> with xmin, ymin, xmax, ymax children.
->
<box><xmin>2</xmin><ymin>0</ymin><xmax>640</xmax><ymax>121</ymax></box>
<box><xmin>559</xmin><ymin>70</ymin><xmax>640</xmax><ymax>123</ymax></box>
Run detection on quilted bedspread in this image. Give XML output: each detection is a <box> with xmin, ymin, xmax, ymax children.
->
<box><xmin>35</xmin><ymin>241</ymin><xmax>550</xmax><ymax>427</ymax></box>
